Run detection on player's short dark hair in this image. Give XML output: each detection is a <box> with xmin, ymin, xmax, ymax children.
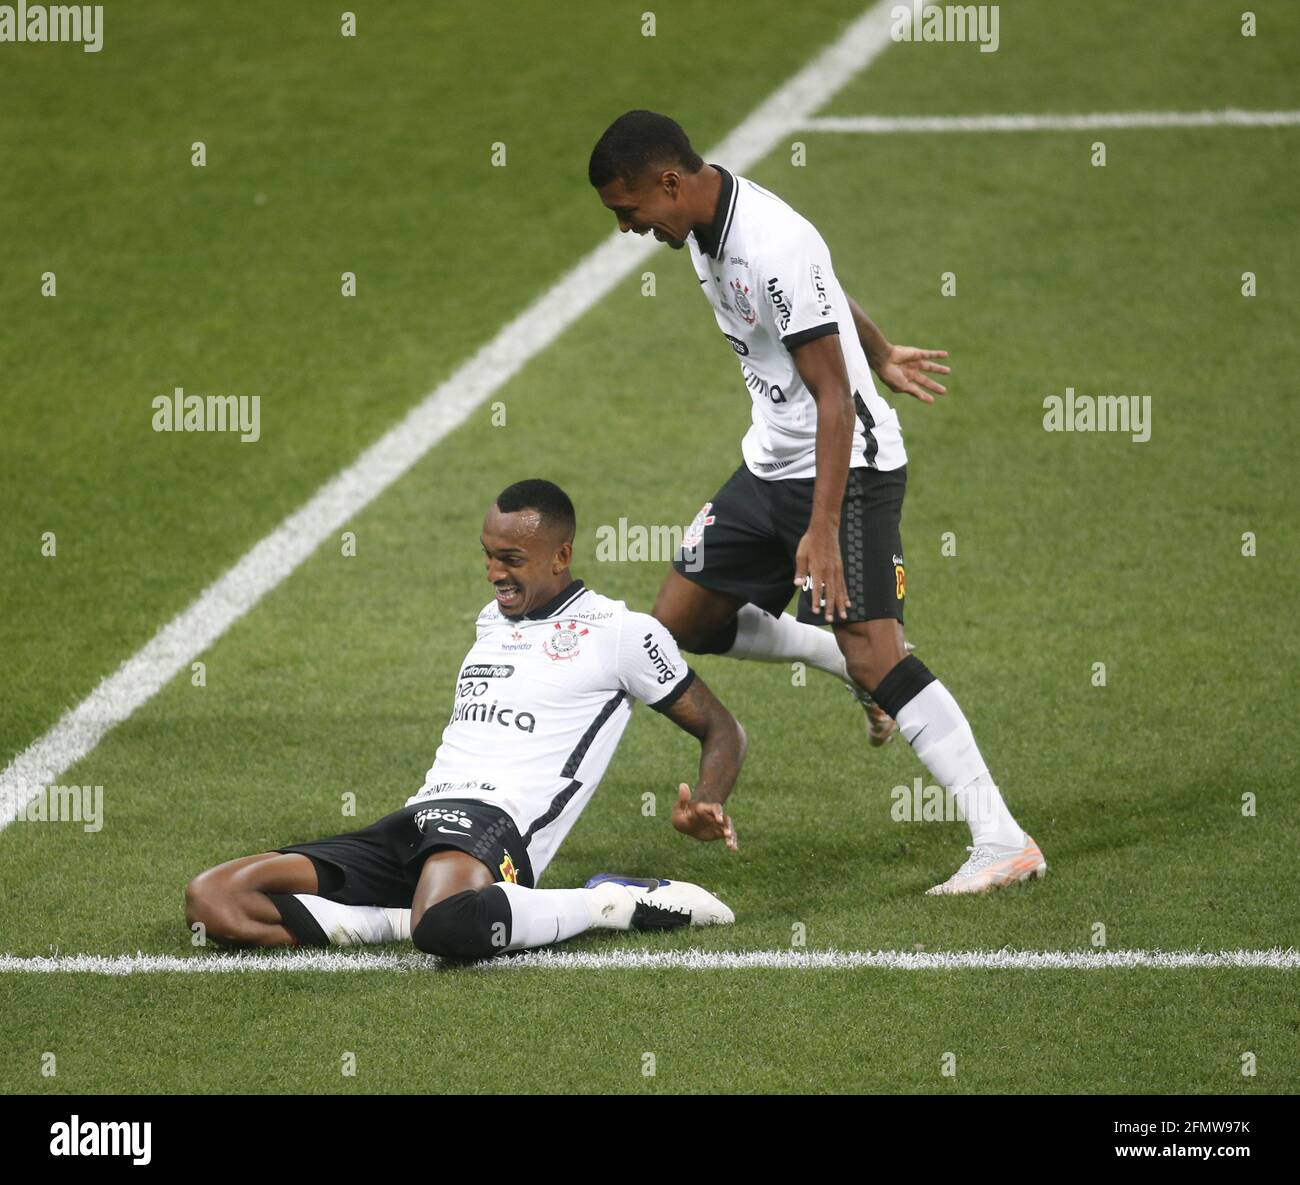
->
<box><xmin>588</xmin><ymin>110</ymin><xmax>705</xmax><ymax>189</ymax></box>
<box><xmin>494</xmin><ymin>479</ymin><xmax>576</xmax><ymax>543</ymax></box>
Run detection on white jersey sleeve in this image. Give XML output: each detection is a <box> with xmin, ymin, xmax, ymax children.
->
<box><xmin>615</xmin><ymin>611</ymin><xmax>695</xmax><ymax>711</ymax></box>
<box><xmin>760</xmin><ymin>220</ymin><xmax>840</xmax><ymax>352</ymax></box>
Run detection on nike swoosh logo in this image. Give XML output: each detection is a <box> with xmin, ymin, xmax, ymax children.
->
<box><xmin>437</xmin><ymin>826</ymin><xmax>470</xmax><ymax>835</ymax></box>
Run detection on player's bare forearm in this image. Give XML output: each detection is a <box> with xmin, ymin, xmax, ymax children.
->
<box><xmin>847</xmin><ymin>295</ymin><xmax>892</xmax><ymax>372</ymax></box>
<box><xmin>662</xmin><ymin>675</ymin><xmax>745</xmax><ymax>807</ymax></box>
<box><xmin>792</xmin><ymin>333</ymin><xmax>854</xmax><ymax>532</ymax></box>
<box><xmin>848</xmin><ymin>294</ymin><xmax>951</xmax><ymax>403</ymax></box>
<box><xmin>789</xmin><ymin>332</ymin><xmax>854</xmax><ymax>618</ymax></box>
<box><xmin>810</xmin><ymin>385</ymin><xmax>853</xmax><ymax>531</ymax></box>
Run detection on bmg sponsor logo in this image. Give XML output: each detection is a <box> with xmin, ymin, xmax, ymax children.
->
<box><xmin>641</xmin><ymin>633</ymin><xmax>678</xmax><ymax>685</ymax></box>
<box><xmin>765</xmin><ymin>276</ymin><xmax>792</xmax><ymax>332</ymax></box>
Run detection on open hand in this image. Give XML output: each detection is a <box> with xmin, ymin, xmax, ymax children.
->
<box><xmin>875</xmin><ymin>345</ymin><xmax>950</xmax><ymax>404</ymax></box>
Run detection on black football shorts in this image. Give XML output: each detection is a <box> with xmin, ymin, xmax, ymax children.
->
<box><xmin>277</xmin><ymin>797</ymin><xmax>535</xmax><ymax>906</ymax></box>
<box><xmin>672</xmin><ymin>463</ymin><xmax>907</xmax><ymax>625</ymax></box>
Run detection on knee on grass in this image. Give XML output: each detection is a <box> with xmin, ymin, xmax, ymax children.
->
<box><xmin>184</xmin><ymin>872</ymin><xmax>253</xmax><ymax>947</ymax></box>
<box><xmin>412</xmin><ymin>887</ymin><xmax>511</xmax><ymax>960</ymax></box>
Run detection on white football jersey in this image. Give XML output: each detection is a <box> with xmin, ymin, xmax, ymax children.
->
<box><xmin>687</xmin><ymin>165</ymin><xmax>907</xmax><ymax>479</ymax></box>
<box><xmin>406</xmin><ymin>581</ymin><xmax>692</xmax><ymax>881</ymax></box>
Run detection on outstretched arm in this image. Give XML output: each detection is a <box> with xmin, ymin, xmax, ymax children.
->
<box><xmin>847</xmin><ymin>295</ymin><xmax>950</xmax><ymax>404</ymax></box>
<box><xmin>661</xmin><ymin>675</ymin><xmax>745</xmax><ymax>852</ymax></box>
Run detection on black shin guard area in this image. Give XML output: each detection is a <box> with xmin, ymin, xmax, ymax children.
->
<box><xmin>870</xmin><ymin>654</ymin><xmax>936</xmax><ymax>720</ymax></box>
<box><xmin>412</xmin><ymin>886</ymin><xmax>512</xmax><ymax>961</ymax></box>
<box><xmin>693</xmin><ymin>616</ymin><xmax>739</xmax><ymax>655</ymax></box>
<box><xmin>266</xmin><ymin>893</ymin><xmax>329</xmax><ymax>948</ymax></box>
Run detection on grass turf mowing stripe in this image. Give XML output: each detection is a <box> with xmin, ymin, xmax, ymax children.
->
<box><xmin>801</xmin><ymin>109</ymin><xmax>1300</xmax><ymax>133</ymax></box>
<box><xmin>2</xmin><ymin>949</ymin><xmax>1297</xmax><ymax>973</ymax></box>
<box><xmin>0</xmin><ymin>0</ymin><xmax>902</xmax><ymax>833</ymax></box>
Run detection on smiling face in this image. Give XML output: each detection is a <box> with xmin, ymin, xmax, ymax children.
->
<box><xmin>597</xmin><ymin>168</ymin><xmax>690</xmax><ymax>250</ymax></box>
<box><xmin>480</xmin><ymin>503</ymin><xmax>573</xmax><ymax>618</ymax></box>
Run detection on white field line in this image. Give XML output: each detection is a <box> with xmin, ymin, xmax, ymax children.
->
<box><xmin>0</xmin><ymin>1</ymin><xmax>905</xmax><ymax>833</ymax></box>
<box><xmin>1</xmin><ymin>949</ymin><xmax>1296</xmax><ymax>974</ymax></box>
<box><xmin>800</xmin><ymin>109</ymin><xmax>1300</xmax><ymax>134</ymax></box>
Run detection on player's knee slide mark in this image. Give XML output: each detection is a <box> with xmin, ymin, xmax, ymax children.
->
<box><xmin>412</xmin><ymin>887</ymin><xmax>512</xmax><ymax>960</ymax></box>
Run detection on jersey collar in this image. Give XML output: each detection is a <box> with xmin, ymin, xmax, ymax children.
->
<box><xmin>692</xmin><ymin>164</ymin><xmax>737</xmax><ymax>259</ymax></box>
<box><xmin>519</xmin><ymin>578</ymin><xmax>586</xmax><ymax>621</ymax></box>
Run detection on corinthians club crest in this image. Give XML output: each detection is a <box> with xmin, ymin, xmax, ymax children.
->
<box><xmin>542</xmin><ymin>620</ymin><xmax>588</xmax><ymax>661</ymax></box>
<box><xmin>729</xmin><ymin>279</ymin><xmax>756</xmax><ymax>326</ymax></box>
<box><xmin>681</xmin><ymin>501</ymin><xmax>715</xmax><ymax>551</ymax></box>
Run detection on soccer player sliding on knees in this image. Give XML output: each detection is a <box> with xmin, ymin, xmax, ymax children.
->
<box><xmin>186</xmin><ymin>480</ymin><xmax>741</xmax><ymax>957</ymax></box>
<box><xmin>588</xmin><ymin>111</ymin><xmax>1045</xmax><ymax>895</ymax></box>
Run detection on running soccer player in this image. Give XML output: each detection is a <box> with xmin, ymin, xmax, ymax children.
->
<box><xmin>588</xmin><ymin>111</ymin><xmax>1045</xmax><ymax>895</ymax></box>
<box><xmin>185</xmin><ymin>480</ymin><xmax>742</xmax><ymax>959</ymax></box>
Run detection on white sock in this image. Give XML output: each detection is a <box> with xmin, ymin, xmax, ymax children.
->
<box><xmin>294</xmin><ymin>895</ymin><xmax>411</xmax><ymax>946</ymax></box>
<box><xmin>894</xmin><ymin>681</ymin><xmax>1025</xmax><ymax>849</ymax></box>
<box><xmin>727</xmin><ymin>605</ymin><xmax>851</xmax><ymax>683</ymax></box>
<box><xmin>494</xmin><ymin>882</ymin><xmax>617</xmax><ymax>951</ymax></box>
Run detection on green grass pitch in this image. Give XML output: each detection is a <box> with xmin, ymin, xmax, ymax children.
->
<box><xmin>1</xmin><ymin>0</ymin><xmax>1297</xmax><ymax>1094</ymax></box>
